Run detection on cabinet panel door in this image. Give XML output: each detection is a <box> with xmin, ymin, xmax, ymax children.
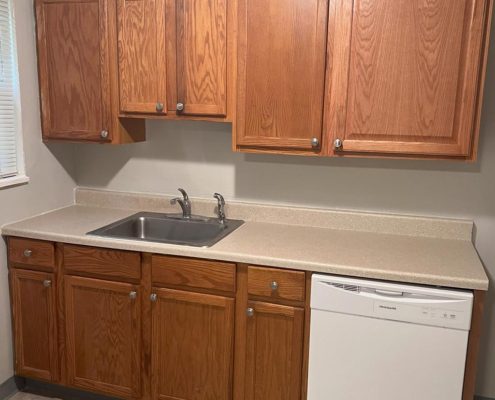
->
<box><xmin>151</xmin><ymin>288</ymin><xmax>234</xmax><ymax>400</ymax></box>
<box><xmin>327</xmin><ymin>0</ymin><xmax>490</xmax><ymax>158</ymax></box>
<box><xmin>10</xmin><ymin>269</ymin><xmax>58</xmax><ymax>381</ymax></box>
<box><xmin>235</xmin><ymin>0</ymin><xmax>328</xmax><ymax>151</ymax></box>
<box><xmin>117</xmin><ymin>0</ymin><xmax>167</xmax><ymax>114</ymax></box>
<box><xmin>35</xmin><ymin>0</ymin><xmax>111</xmax><ymax>142</ymax></box>
<box><xmin>244</xmin><ymin>301</ymin><xmax>304</xmax><ymax>400</ymax></box>
<box><xmin>65</xmin><ymin>276</ymin><xmax>141</xmax><ymax>399</ymax></box>
<box><xmin>175</xmin><ymin>0</ymin><xmax>228</xmax><ymax>116</ymax></box>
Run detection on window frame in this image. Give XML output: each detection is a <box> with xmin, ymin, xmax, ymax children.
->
<box><xmin>0</xmin><ymin>0</ymin><xmax>28</xmax><ymax>189</ymax></box>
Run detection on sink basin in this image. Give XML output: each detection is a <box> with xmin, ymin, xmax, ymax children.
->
<box><xmin>87</xmin><ymin>212</ymin><xmax>244</xmax><ymax>247</ymax></box>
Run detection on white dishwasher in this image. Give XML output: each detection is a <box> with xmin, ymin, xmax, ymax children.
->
<box><xmin>307</xmin><ymin>274</ymin><xmax>473</xmax><ymax>400</ymax></box>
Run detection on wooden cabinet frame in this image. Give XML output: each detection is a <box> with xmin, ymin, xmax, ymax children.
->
<box><xmin>6</xmin><ymin>239</ymin><xmax>488</xmax><ymax>400</ymax></box>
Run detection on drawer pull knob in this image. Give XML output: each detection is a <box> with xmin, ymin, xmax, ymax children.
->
<box><xmin>246</xmin><ymin>307</ymin><xmax>254</xmax><ymax>317</ymax></box>
<box><xmin>100</xmin><ymin>130</ymin><xmax>109</xmax><ymax>140</ymax></box>
<box><xmin>23</xmin><ymin>249</ymin><xmax>32</xmax><ymax>257</ymax></box>
<box><xmin>43</xmin><ymin>280</ymin><xmax>51</xmax><ymax>288</ymax></box>
<box><xmin>150</xmin><ymin>293</ymin><xmax>157</xmax><ymax>302</ymax></box>
<box><xmin>129</xmin><ymin>291</ymin><xmax>137</xmax><ymax>300</ymax></box>
<box><xmin>270</xmin><ymin>281</ymin><xmax>279</xmax><ymax>291</ymax></box>
<box><xmin>156</xmin><ymin>102</ymin><xmax>164</xmax><ymax>112</ymax></box>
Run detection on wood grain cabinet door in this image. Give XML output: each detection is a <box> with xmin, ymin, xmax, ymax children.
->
<box><xmin>64</xmin><ymin>276</ymin><xmax>141</xmax><ymax>399</ymax></box>
<box><xmin>175</xmin><ymin>0</ymin><xmax>228</xmax><ymax>117</ymax></box>
<box><xmin>10</xmin><ymin>269</ymin><xmax>58</xmax><ymax>382</ymax></box>
<box><xmin>244</xmin><ymin>301</ymin><xmax>304</xmax><ymax>400</ymax></box>
<box><xmin>326</xmin><ymin>0</ymin><xmax>492</xmax><ymax>158</ymax></box>
<box><xmin>151</xmin><ymin>288</ymin><xmax>235</xmax><ymax>400</ymax></box>
<box><xmin>35</xmin><ymin>0</ymin><xmax>112</xmax><ymax>142</ymax></box>
<box><xmin>235</xmin><ymin>0</ymin><xmax>329</xmax><ymax>152</ymax></box>
<box><xmin>117</xmin><ymin>0</ymin><xmax>168</xmax><ymax>114</ymax></box>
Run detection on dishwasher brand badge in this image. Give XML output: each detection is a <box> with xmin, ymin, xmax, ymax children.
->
<box><xmin>374</xmin><ymin>301</ymin><xmax>401</xmax><ymax>316</ymax></box>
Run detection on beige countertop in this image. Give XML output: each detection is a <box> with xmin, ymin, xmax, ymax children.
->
<box><xmin>1</xmin><ymin>199</ymin><xmax>488</xmax><ymax>291</ymax></box>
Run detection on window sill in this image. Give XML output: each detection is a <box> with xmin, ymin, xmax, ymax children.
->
<box><xmin>0</xmin><ymin>175</ymin><xmax>30</xmax><ymax>189</ymax></box>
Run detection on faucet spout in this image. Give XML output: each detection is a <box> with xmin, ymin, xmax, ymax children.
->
<box><xmin>171</xmin><ymin>188</ymin><xmax>192</xmax><ymax>219</ymax></box>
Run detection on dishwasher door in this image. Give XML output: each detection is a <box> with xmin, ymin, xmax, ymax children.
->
<box><xmin>307</xmin><ymin>275</ymin><xmax>473</xmax><ymax>400</ymax></box>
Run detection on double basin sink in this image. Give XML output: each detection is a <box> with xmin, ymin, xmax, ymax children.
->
<box><xmin>88</xmin><ymin>212</ymin><xmax>244</xmax><ymax>248</ymax></box>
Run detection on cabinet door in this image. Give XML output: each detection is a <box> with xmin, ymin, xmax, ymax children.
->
<box><xmin>117</xmin><ymin>0</ymin><xmax>168</xmax><ymax>114</ymax></box>
<box><xmin>151</xmin><ymin>288</ymin><xmax>234</xmax><ymax>400</ymax></box>
<box><xmin>175</xmin><ymin>0</ymin><xmax>228</xmax><ymax>116</ymax></box>
<box><xmin>326</xmin><ymin>0</ymin><xmax>491</xmax><ymax>158</ymax></box>
<box><xmin>35</xmin><ymin>0</ymin><xmax>112</xmax><ymax>142</ymax></box>
<box><xmin>235</xmin><ymin>0</ymin><xmax>329</xmax><ymax>152</ymax></box>
<box><xmin>10</xmin><ymin>269</ymin><xmax>58</xmax><ymax>381</ymax></box>
<box><xmin>65</xmin><ymin>276</ymin><xmax>141</xmax><ymax>399</ymax></box>
<box><xmin>244</xmin><ymin>301</ymin><xmax>304</xmax><ymax>400</ymax></box>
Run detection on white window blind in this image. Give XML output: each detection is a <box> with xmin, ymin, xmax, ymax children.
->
<box><xmin>0</xmin><ymin>0</ymin><xmax>19</xmax><ymax>179</ymax></box>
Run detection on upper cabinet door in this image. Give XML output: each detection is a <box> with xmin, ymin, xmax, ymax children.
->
<box><xmin>235</xmin><ymin>0</ymin><xmax>329</xmax><ymax>153</ymax></box>
<box><xmin>175</xmin><ymin>0</ymin><xmax>228</xmax><ymax>116</ymax></box>
<box><xmin>35</xmin><ymin>0</ymin><xmax>112</xmax><ymax>142</ymax></box>
<box><xmin>117</xmin><ymin>0</ymin><xmax>168</xmax><ymax>114</ymax></box>
<box><xmin>326</xmin><ymin>0</ymin><xmax>491</xmax><ymax>158</ymax></box>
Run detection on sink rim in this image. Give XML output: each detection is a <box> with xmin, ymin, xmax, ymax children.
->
<box><xmin>87</xmin><ymin>211</ymin><xmax>244</xmax><ymax>248</ymax></box>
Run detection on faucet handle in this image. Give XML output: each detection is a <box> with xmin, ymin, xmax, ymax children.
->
<box><xmin>177</xmin><ymin>188</ymin><xmax>189</xmax><ymax>200</ymax></box>
<box><xmin>213</xmin><ymin>193</ymin><xmax>225</xmax><ymax>205</ymax></box>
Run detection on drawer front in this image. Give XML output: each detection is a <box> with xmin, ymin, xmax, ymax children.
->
<box><xmin>248</xmin><ymin>266</ymin><xmax>306</xmax><ymax>302</ymax></box>
<box><xmin>9</xmin><ymin>238</ymin><xmax>55</xmax><ymax>270</ymax></box>
<box><xmin>152</xmin><ymin>255</ymin><xmax>236</xmax><ymax>293</ymax></box>
<box><xmin>64</xmin><ymin>245</ymin><xmax>141</xmax><ymax>282</ymax></box>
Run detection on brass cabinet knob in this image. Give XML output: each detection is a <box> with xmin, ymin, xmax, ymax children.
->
<box><xmin>129</xmin><ymin>291</ymin><xmax>137</xmax><ymax>300</ymax></box>
<box><xmin>246</xmin><ymin>307</ymin><xmax>254</xmax><ymax>317</ymax></box>
<box><xmin>23</xmin><ymin>249</ymin><xmax>32</xmax><ymax>257</ymax></box>
<box><xmin>43</xmin><ymin>280</ymin><xmax>51</xmax><ymax>288</ymax></box>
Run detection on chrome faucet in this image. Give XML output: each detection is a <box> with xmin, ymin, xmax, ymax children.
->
<box><xmin>214</xmin><ymin>193</ymin><xmax>226</xmax><ymax>224</ymax></box>
<box><xmin>171</xmin><ymin>188</ymin><xmax>192</xmax><ymax>219</ymax></box>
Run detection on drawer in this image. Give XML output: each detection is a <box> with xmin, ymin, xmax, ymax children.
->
<box><xmin>9</xmin><ymin>238</ymin><xmax>55</xmax><ymax>271</ymax></box>
<box><xmin>64</xmin><ymin>245</ymin><xmax>141</xmax><ymax>282</ymax></box>
<box><xmin>248</xmin><ymin>266</ymin><xmax>306</xmax><ymax>302</ymax></box>
<box><xmin>152</xmin><ymin>255</ymin><xmax>236</xmax><ymax>293</ymax></box>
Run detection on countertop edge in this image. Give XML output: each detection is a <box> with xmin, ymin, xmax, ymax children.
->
<box><xmin>2</xmin><ymin>226</ymin><xmax>489</xmax><ymax>292</ymax></box>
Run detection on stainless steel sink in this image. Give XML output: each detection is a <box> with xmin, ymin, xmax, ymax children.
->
<box><xmin>87</xmin><ymin>212</ymin><xmax>244</xmax><ymax>247</ymax></box>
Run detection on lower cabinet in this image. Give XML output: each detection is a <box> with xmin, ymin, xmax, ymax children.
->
<box><xmin>8</xmin><ymin>242</ymin><xmax>310</xmax><ymax>400</ymax></box>
<box><xmin>64</xmin><ymin>275</ymin><xmax>141</xmax><ymax>399</ymax></box>
<box><xmin>244</xmin><ymin>301</ymin><xmax>305</xmax><ymax>400</ymax></box>
<box><xmin>151</xmin><ymin>288</ymin><xmax>235</xmax><ymax>400</ymax></box>
<box><xmin>10</xmin><ymin>269</ymin><xmax>58</xmax><ymax>382</ymax></box>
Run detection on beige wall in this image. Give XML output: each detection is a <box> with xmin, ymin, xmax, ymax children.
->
<box><xmin>0</xmin><ymin>0</ymin><xmax>76</xmax><ymax>383</ymax></box>
<box><xmin>73</xmin><ymin>19</ymin><xmax>495</xmax><ymax>399</ymax></box>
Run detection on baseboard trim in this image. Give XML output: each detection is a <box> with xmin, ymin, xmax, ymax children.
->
<box><xmin>22</xmin><ymin>379</ymin><xmax>119</xmax><ymax>400</ymax></box>
<box><xmin>0</xmin><ymin>377</ymin><xmax>18</xmax><ymax>399</ymax></box>
<box><xmin>475</xmin><ymin>397</ymin><xmax>495</xmax><ymax>400</ymax></box>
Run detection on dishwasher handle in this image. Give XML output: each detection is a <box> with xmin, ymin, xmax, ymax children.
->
<box><xmin>374</xmin><ymin>289</ymin><xmax>404</xmax><ymax>297</ymax></box>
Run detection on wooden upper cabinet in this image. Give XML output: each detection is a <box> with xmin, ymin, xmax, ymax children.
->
<box><xmin>35</xmin><ymin>0</ymin><xmax>111</xmax><ymax>141</ymax></box>
<box><xmin>326</xmin><ymin>0</ymin><xmax>492</xmax><ymax>159</ymax></box>
<box><xmin>234</xmin><ymin>0</ymin><xmax>329</xmax><ymax>153</ymax></box>
<box><xmin>117</xmin><ymin>0</ymin><xmax>168</xmax><ymax>114</ymax></box>
<box><xmin>35</xmin><ymin>0</ymin><xmax>145</xmax><ymax>143</ymax></box>
<box><xmin>64</xmin><ymin>276</ymin><xmax>141</xmax><ymax>399</ymax></box>
<box><xmin>151</xmin><ymin>288</ymin><xmax>234</xmax><ymax>400</ymax></box>
<box><xmin>10</xmin><ymin>269</ymin><xmax>58</xmax><ymax>382</ymax></box>
<box><xmin>175</xmin><ymin>0</ymin><xmax>228</xmax><ymax>116</ymax></box>
<box><xmin>118</xmin><ymin>0</ymin><xmax>232</xmax><ymax>119</ymax></box>
<box><xmin>244</xmin><ymin>301</ymin><xmax>304</xmax><ymax>400</ymax></box>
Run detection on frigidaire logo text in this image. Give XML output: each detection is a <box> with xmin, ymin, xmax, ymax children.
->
<box><xmin>379</xmin><ymin>305</ymin><xmax>397</xmax><ymax>311</ymax></box>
